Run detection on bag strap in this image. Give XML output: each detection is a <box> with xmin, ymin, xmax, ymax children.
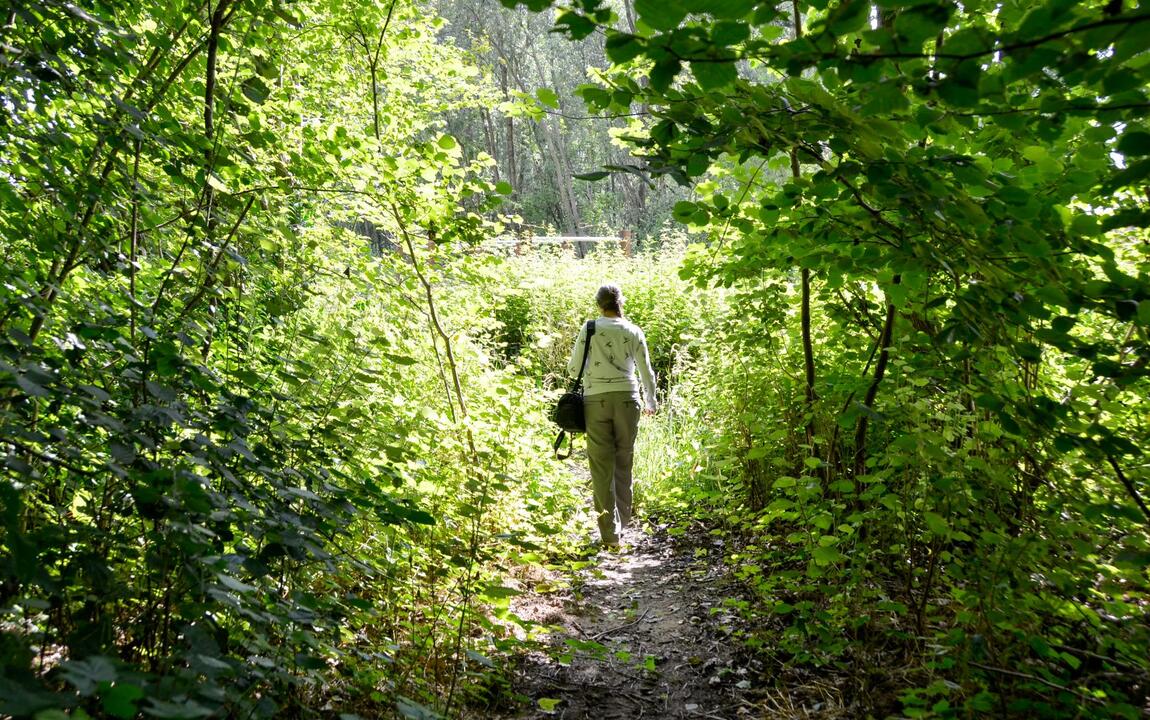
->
<box><xmin>553</xmin><ymin>430</ymin><xmax>573</xmax><ymax>460</ymax></box>
<box><xmin>571</xmin><ymin>320</ymin><xmax>595</xmax><ymax>392</ymax></box>
<box><xmin>555</xmin><ymin>321</ymin><xmax>594</xmax><ymax>461</ymax></box>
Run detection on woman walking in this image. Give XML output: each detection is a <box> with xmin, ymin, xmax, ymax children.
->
<box><xmin>567</xmin><ymin>284</ymin><xmax>657</xmax><ymax>547</ymax></box>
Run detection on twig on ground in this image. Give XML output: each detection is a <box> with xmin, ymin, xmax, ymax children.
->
<box><xmin>969</xmin><ymin>662</ymin><xmax>1102</xmax><ymax>705</ymax></box>
<box><xmin>619</xmin><ymin>690</ymin><xmax>646</xmax><ymax>704</ymax></box>
<box><xmin>1050</xmin><ymin>642</ymin><xmax>1143</xmax><ymax>672</ymax></box>
<box><xmin>591</xmin><ymin>609</ymin><xmax>651</xmax><ymax>641</ymax></box>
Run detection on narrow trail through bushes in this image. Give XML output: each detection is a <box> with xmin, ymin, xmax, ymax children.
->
<box><xmin>491</xmin><ymin>515</ymin><xmax>763</xmax><ymax>720</ymax></box>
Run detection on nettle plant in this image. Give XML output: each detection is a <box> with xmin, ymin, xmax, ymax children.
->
<box><xmin>505</xmin><ymin>0</ymin><xmax>1149</xmax><ymax>716</ymax></box>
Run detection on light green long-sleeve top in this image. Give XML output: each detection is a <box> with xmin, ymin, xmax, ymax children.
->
<box><xmin>566</xmin><ymin>316</ymin><xmax>658</xmax><ymax>412</ymax></box>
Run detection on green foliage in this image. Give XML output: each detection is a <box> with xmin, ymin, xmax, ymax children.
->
<box><xmin>482</xmin><ymin>241</ymin><xmax>706</xmax><ymax>389</ymax></box>
<box><xmin>4</xmin><ymin>0</ymin><xmax>1149</xmax><ymax>717</ymax></box>
<box><xmin>0</xmin><ymin>0</ymin><xmax>590</xmax><ymax>717</ymax></box>
<box><xmin>518</xmin><ymin>0</ymin><xmax>1150</xmax><ymax>716</ymax></box>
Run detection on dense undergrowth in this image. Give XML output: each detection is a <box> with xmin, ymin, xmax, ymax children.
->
<box><xmin>635</xmin><ymin>267</ymin><xmax>1150</xmax><ymax>718</ymax></box>
<box><xmin>497</xmin><ymin>245</ymin><xmax>1150</xmax><ymax>719</ymax></box>
<box><xmin>0</xmin><ymin>0</ymin><xmax>597</xmax><ymax>714</ymax></box>
<box><xmin>0</xmin><ymin>228</ymin><xmax>576</xmax><ymax>718</ymax></box>
<box><xmin>3</xmin><ymin>0</ymin><xmax>1150</xmax><ymax>718</ymax></box>
<box><xmin>0</xmin><ymin>203</ymin><xmax>700</xmax><ymax>719</ymax></box>
<box><xmin>500</xmin><ymin>0</ymin><xmax>1150</xmax><ymax>716</ymax></box>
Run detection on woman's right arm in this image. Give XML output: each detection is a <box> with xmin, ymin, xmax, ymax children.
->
<box><xmin>566</xmin><ymin>322</ymin><xmax>588</xmax><ymax>377</ymax></box>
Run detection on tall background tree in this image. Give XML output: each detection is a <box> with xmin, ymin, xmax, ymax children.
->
<box><xmin>433</xmin><ymin>0</ymin><xmax>693</xmax><ymax>242</ymax></box>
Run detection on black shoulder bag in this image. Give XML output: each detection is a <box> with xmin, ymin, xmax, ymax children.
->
<box><xmin>551</xmin><ymin>320</ymin><xmax>594</xmax><ymax>459</ymax></box>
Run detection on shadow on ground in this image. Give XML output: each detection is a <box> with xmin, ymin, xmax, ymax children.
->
<box><xmin>488</xmin><ymin>521</ymin><xmax>761</xmax><ymax>720</ymax></box>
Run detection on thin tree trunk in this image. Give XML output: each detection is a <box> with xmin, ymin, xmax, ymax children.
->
<box><xmin>800</xmin><ymin>263</ymin><xmax>815</xmax><ymax>433</ymax></box>
<box><xmin>129</xmin><ymin>141</ymin><xmax>142</xmax><ymax>344</ymax></box>
<box><xmin>195</xmin><ymin>0</ymin><xmax>234</xmax><ymax>360</ymax></box>
<box><xmin>523</xmin><ymin>39</ymin><xmax>583</xmax><ymax>238</ymax></box>
<box><xmin>369</xmin><ymin>56</ymin><xmax>381</xmax><ymax>141</ymax></box>
<box><xmin>854</xmin><ymin>276</ymin><xmax>899</xmax><ymax>476</ymax></box>
<box><xmin>370</xmin><ymin>1</ymin><xmax>396</xmax><ymax>140</ymax></box>
<box><xmin>480</xmin><ymin>108</ymin><xmax>499</xmax><ymax>183</ymax></box>
<box><xmin>204</xmin><ymin>0</ymin><xmax>241</xmax><ymax>221</ymax></box>
<box><xmin>500</xmin><ymin>64</ymin><xmax>517</xmax><ymax>187</ymax></box>
<box><xmin>544</xmin><ymin>119</ymin><xmax>582</xmax><ymax>235</ymax></box>
<box><xmin>790</xmin><ymin>0</ymin><xmax>817</xmax><ymax>458</ymax></box>
<box><xmin>623</xmin><ymin>0</ymin><xmax>637</xmax><ymax>33</ymax></box>
<box><xmin>1108</xmin><ymin>456</ymin><xmax>1150</xmax><ymax>527</ymax></box>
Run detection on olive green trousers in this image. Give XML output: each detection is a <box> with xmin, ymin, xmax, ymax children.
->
<box><xmin>584</xmin><ymin>391</ymin><xmax>641</xmax><ymax>544</ymax></box>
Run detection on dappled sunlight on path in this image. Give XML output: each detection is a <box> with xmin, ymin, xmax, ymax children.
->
<box><xmin>488</xmin><ymin>522</ymin><xmax>761</xmax><ymax>720</ymax></box>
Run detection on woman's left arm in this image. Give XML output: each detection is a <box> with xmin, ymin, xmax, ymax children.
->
<box><xmin>635</xmin><ymin>330</ymin><xmax>658</xmax><ymax>412</ymax></box>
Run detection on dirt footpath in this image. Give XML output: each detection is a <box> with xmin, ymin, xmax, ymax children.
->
<box><xmin>495</xmin><ymin>521</ymin><xmax>761</xmax><ymax>720</ymax></box>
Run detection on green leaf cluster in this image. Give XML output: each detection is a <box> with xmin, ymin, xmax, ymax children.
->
<box><xmin>0</xmin><ymin>0</ymin><xmax>589</xmax><ymax>716</ymax></box>
<box><xmin>527</xmin><ymin>0</ymin><xmax>1150</xmax><ymax>715</ymax></box>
